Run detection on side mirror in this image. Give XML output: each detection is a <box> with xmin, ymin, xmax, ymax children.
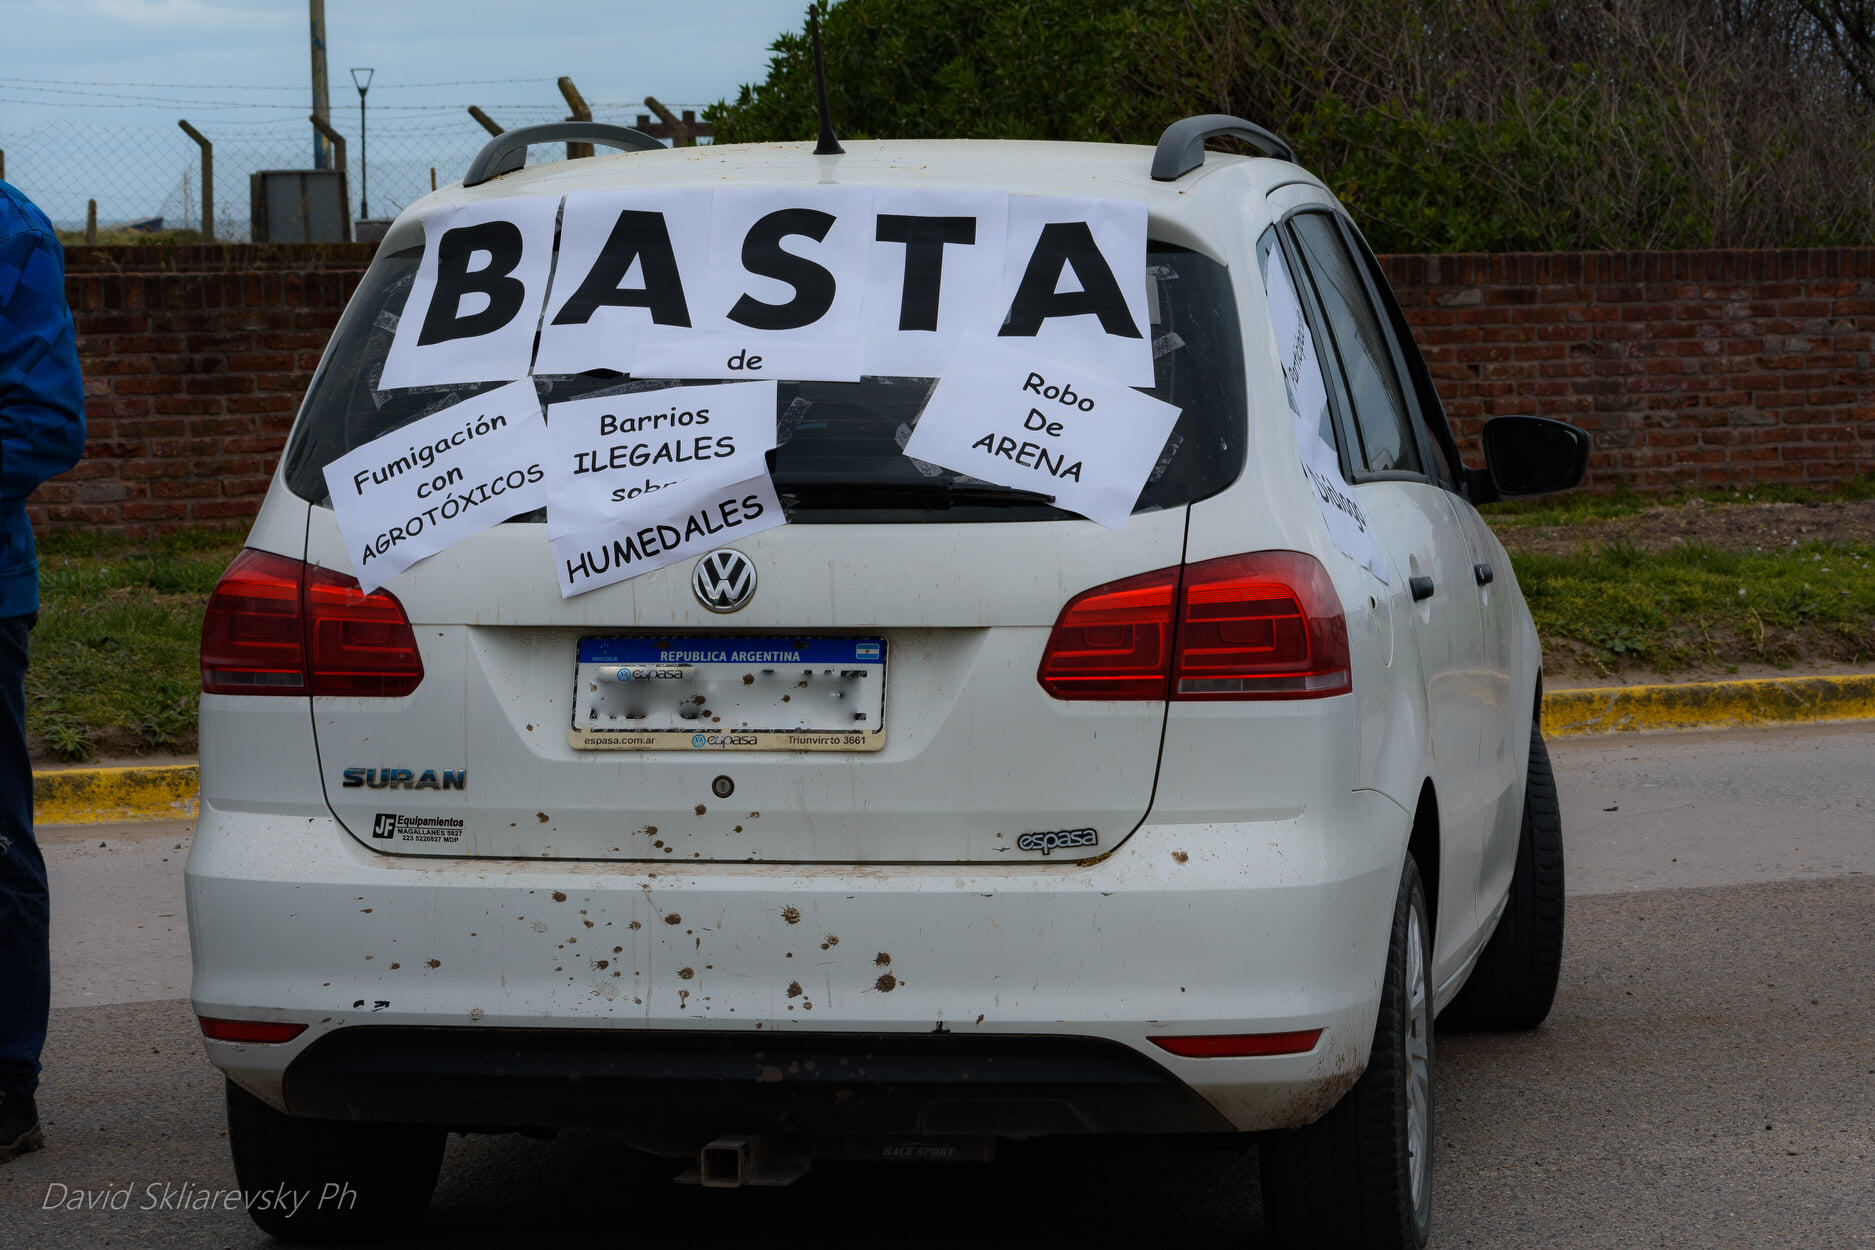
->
<box><xmin>1469</xmin><ymin>416</ymin><xmax>1590</xmax><ymax>502</ymax></box>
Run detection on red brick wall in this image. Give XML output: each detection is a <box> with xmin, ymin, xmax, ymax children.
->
<box><xmin>31</xmin><ymin>244</ymin><xmax>1875</xmax><ymax>533</ymax></box>
<box><xmin>1381</xmin><ymin>249</ymin><xmax>1875</xmax><ymax>491</ymax></box>
<box><xmin>35</xmin><ymin>245</ymin><xmax>374</xmax><ymax>533</ymax></box>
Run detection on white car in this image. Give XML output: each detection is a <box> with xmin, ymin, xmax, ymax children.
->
<box><xmin>187</xmin><ymin>114</ymin><xmax>1585</xmax><ymax>1247</ymax></box>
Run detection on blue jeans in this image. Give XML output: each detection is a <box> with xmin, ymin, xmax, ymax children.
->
<box><xmin>0</xmin><ymin>615</ymin><xmax>42</xmax><ymax>1100</ymax></box>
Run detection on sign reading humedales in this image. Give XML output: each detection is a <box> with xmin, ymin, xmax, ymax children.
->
<box><xmin>323</xmin><ymin>380</ymin><xmax>549</xmax><ymax>592</ymax></box>
<box><xmin>543</xmin><ymin>381</ymin><xmax>778</xmax><ymax>539</ymax></box>
<box><xmin>551</xmin><ymin>472</ymin><xmax>784</xmax><ymax>598</ymax></box>
<box><xmin>901</xmin><ymin>335</ymin><xmax>1179</xmax><ymax>529</ymax></box>
<box><xmin>380</xmin><ymin>188</ymin><xmax>1152</xmax><ymax>387</ymax></box>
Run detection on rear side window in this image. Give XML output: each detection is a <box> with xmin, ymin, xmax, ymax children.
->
<box><xmin>282</xmin><ymin>243</ymin><xmax>1246</xmax><ymax>523</ymax></box>
<box><xmin>1287</xmin><ymin>213</ymin><xmax>1422</xmax><ymax>477</ymax></box>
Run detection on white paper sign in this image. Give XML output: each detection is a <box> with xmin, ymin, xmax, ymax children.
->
<box><xmin>534</xmin><ymin>188</ymin><xmax>713</xmax><ymax>377</ymax></box>
<box><xmin>543</xmin><ymin>380</ymin><xmax>778</xmax><ymax>539</ymax></box>
<box><xmin>1262</xmin><ymin>248</ymin><xmax>1389</xmax><ymax>583</ymax></box>
<box><xmin>631</xmin><ymin>332</ymin><xmax>861</xmax><ymax>383</ymax></box>
<box><xmin>378</xmin><ymin>198</ymin><xmax>562</xmax><ymax>391</ymax></box>
<box><xmin>551</xmin><ymin>472</ymin><xmax>785</xmax><ymax>598</ymax></box>
<box><xmin>698</xmin><ymin>186</ymin><xmax>874</xmax><ymax>355</ymax></box>
<box><xmin>323</xmin><ymin>380</ymin><xmax>549</xmax><ymax>592</ymax></box>
<box><xmin>861</xmin><ymin>188</ymin><xmax>1008</xmax><ymax>376</ymax></box>
<box><xmin>901</xmin><ymin>335</ymin><xmax>1179</xmax><ymax>529</ymax></box>
<box><xmin>996</xmin><ymin>195</ymin><xmax>1154</xmax><ymax>388</ymax></box>
<box><xmin>371</xmin><ymin>188</ymin><xmax>1158</xmax><ymax>389</ymax></box>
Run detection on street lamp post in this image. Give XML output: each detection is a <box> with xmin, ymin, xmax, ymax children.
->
<box><xmin>350</xmin><ymin>67</ymin><xmax>375</xmax><ymax>219</ymax></box>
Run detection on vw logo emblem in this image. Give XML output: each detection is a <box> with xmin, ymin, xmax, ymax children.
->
<box><xmin>693</xmin><ymin>548</ymin><xmax>756</xmax><ymax>613</ymax></box>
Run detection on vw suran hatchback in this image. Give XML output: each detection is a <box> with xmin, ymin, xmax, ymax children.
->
<box><xmin>188</xmin><ymin>113</ymin><xmax>1587</xmax><ymax>1248</ymax></box>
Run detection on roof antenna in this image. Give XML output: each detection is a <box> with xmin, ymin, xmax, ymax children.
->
<box><xmin>808</xmin><ymin>5</ymin><xmax>844</xmax><ymax>155</ymax></box>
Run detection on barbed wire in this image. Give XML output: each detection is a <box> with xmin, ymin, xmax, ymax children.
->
<box><xmin>2</xmin><ymin>103</ymin><xmax>715</xmax><ymax>241</ymax></box>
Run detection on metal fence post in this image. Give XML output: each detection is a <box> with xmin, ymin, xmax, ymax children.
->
<box><xmin>85</xmin><ymin>200</ymin><xmax>97</xmax><ymax>244</ymax></box>
<box><xmin>177</xmin><ymin>120</ymin><xmax>215</xmax><ymax>241</ymax></box>
<box><xmin>468</xmin><ymin>106</ymin><xmax>504</xmax><ymax>136</ymax></box>
<box><xmin>307</xmin><ymin>113</ymin><xmax>353</xmax><ymax>242</ymax></box>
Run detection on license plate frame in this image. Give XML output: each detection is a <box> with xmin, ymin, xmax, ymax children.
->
<box><xmin>569</xmin><ymin>635</ymin><xmax>887</xmax><ymax>752</ymax></box>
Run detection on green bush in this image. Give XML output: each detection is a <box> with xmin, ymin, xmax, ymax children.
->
<box><xmin>710</xmin><ymin>0</ymin><xmax>1875</xmax><ymax>253</ymax></box>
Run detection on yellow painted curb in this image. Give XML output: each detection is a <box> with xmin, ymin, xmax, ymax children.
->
<box><xmin>1544</xmin><ymin>674</ymin><xmax>1875</xmax><ymax>737</ymax></box>
<box><xmin>35</xmin><ymin>764</ymin><xmax>199</xmax><ymax>826</ymax></box>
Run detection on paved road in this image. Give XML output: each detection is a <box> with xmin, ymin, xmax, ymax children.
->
<box><xmin>3</xmin><ymin>724</ymin><xmax>1872</xmax><ymax>1247</ymax></box>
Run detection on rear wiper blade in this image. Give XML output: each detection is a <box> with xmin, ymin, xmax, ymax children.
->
<box><xmin>776</xmin><ymin>480</ymin><xmax>1058</xmax><ymax>508</ymax></box>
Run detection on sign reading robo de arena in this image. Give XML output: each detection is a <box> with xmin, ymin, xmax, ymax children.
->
<box><xmin>902</xmin><ymin>336</ymin><xmax>1179</xmax><ymax>530</ymax></box>
<box><xmin>377</xmin><ymin>187</ymin><xmax>1156</xmax><ymax>389</ymax></box>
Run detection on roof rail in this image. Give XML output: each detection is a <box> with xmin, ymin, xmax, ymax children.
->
<box><xmin>1150</xmin><ymin>114</ymin><xmax>1294</xmax><ymax>181</ymax></box>
<box><xmin>462</xmin><ymin>122</ymin><xmax>664</xmax><ymax>187</ymax></box>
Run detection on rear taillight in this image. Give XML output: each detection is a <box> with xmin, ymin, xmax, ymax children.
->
<box><xmin>201</xmin><ymin>549</ymin><xmax>423</xmax><ymax>697</ymax></box>
<box><xmin>1035</xmin><ymin>566</ymin><xmax>1180</xmax><ymax>700</ymax></box>
<box><xmin>1172</xmin><ymin>552</ymin><xmax>1351</xmax><ymax>700</ymax></box>
<box><xmin>200</xmin><ymin>549</ymin><xmax>307</xmax><ymax>694</ymax></box>
<box><xmin>303</xmin><ymin>566</ymin><xmax>426</xmax><ymax>696</ymax></box>
<box><xmin>198</xmin><ymin>1016</ymin><xmax>307</xmax><ymax>1044</ymax></box>
<box><xmin>1149</xmin><ymin>1029</ymin><xmax>1323</xmax><ymax>1058</ymax></box>
<box><xmin>1038</xmin><ymin>551</ymin><xmax>1350</xmax><ymax>702</ymax></box>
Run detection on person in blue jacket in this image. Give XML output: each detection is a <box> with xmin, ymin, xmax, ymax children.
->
<box><xmin>0</xmin><ymin>181</ymin><xmax>86</xmax><ymax>1164</ymax></box>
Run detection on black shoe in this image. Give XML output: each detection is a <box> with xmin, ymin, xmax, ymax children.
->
<box><xmin>0</xmin><ymin>1092</ymin><xmax>43</xmax><ymax>1163</ymax></box>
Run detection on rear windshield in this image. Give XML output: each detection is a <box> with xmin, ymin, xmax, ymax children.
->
<box><xmin>282</xmin><ymin>243</ymin><xmax>1246</xmax><ymax>523</ymax></box>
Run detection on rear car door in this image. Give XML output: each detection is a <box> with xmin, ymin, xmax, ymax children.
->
<box><xmin>1279</xmin><ymin>208</ymin><xmax>1494</xmax><ymax>964</ymax></box>
<box><xmin>1339</xmin><ymin>233</ymin><xmax>1525</xmax><ymax>909</ymax></box>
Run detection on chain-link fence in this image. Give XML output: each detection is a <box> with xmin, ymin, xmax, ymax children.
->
<box><xmin>3</xmin><ymin>101</ymin><xmax>713</xmax><ymax>243</ymax></box>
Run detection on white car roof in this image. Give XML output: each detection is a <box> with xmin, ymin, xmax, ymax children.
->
<box><xmin>379</xmin><ymin>138</ymin><xmax>1328</xmax><ymax>255</ymax></box>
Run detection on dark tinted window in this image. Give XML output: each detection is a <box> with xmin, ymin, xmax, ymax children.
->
<box><xmin>283</xmin><ymin>244</ymin><xmax>1246</xmax><ymax>523</ymax></box>
<box><xmin>1287</xmin><ymin>213</ymin><xmax>1422</xmax><ymax>476</ymax></box>
<box><xmin>1346</xmin><ymin>228</ymin><xmax>1464</xmax><ymax>490</ymax></box>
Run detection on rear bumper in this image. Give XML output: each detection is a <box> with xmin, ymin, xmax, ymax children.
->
<box><xmin>186</xmin><ymin>790</ymin><xmax>1408</xmax><ymax>1134</ymax></box>
<box><xmin>283</xmin><ymin>1027</ymin><xmax>1234</xmax><ymax>1142</ymax></box>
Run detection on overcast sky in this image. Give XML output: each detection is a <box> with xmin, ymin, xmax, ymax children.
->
<box><xmin>2</xmin><ymin>0</ymin><xmax>818</xmax><ymax>225</ymax></box>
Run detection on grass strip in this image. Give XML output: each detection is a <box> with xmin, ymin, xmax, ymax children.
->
<box><xmin>1512</xmin><ymin>539</ymin><xmax>1875</xmax><ymax>676</ymax></box>
<box><xmin>30</xmin><ymin>527</ymin><xmax>246</xmax><ymax>761</ymax></box>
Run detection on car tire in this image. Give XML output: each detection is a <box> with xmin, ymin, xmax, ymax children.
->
<box><xmin>224</xmin><ymin>1078</ymin><xmax>445</xmax><ymax>1241</ymax></box>
<box><xmin>1441</xmin><ymin>720</ymin><xmax>1565</xmax><ymax>1031</ymax></box>
<box><xmin>1259</xmin><ymin>856</ymin><xmax>1434</xmax><ymax>1250</ymax></box>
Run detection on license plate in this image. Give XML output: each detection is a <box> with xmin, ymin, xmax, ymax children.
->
<box><xmin>570</xmin><ymin>636</ymin><xmax>886</xmax><ymax>751</ymax></box>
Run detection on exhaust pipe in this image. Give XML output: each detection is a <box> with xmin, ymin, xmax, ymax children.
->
<box><xmin>695</xmin><ymin>1135</ymin><xmax>810</xmax><ymax>1188</ymax></box>
<box><xmin>686</xmin><ymin>1134</ymin><xmax>994</xmax><ymax>1187</ymax></box>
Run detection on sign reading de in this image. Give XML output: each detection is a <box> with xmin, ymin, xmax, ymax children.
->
<box><xmin>901</xmin><ymin>335</ymin><xmax>1179</xmax><ymax>530</ymax></box>
<box><xmin>379</xmin><ymin>189</ymin><xmax>1152</xmax><ymax>387</ymax></box>
<box><xmin>542</xmin><ymin>380</ymin><xmax>779</xmax><ymax>539</ymax></box>
<box><xmin>322</xmin><ymin>380</ymin><xmax>549</xmax><ymax>592</ymax></box>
